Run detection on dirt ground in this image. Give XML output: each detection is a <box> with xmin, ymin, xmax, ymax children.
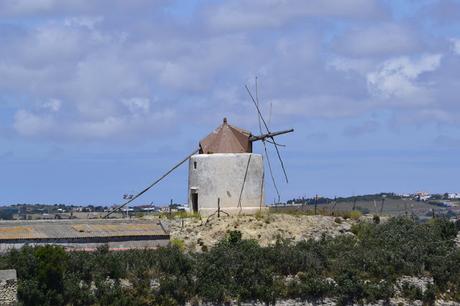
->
<box><xmin>157</xmin><ymin>213</ymin><xmax>366</xmax><ymax>252</ymax></box>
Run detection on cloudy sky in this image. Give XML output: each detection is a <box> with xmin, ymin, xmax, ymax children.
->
<box><xmin>1</xmin><ymin>0</ymin><xmax>460</xmax><ymax>205</ymax></box>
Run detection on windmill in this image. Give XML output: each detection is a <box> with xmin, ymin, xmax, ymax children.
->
<box><xmin>105</xmin><ymin>80</ymin><xmax>293</xmax><ymax>218</ymax></box>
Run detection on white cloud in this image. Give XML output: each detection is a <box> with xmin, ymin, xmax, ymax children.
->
<box><xmin>270</xmin><ymin>95</ymin><xmax>370</xmax><ymax>119</ymax></box>
<box><xmin>0</xmin><ymin>1</ymin><xmax>169</xmax><ymax>17</ymax></box>
<box><xmin>13</xmin><ymin>106</ymin><xmax>176</xmax><ymax>140</ymax></box>
<box><xmin>70</xmin><ymin>116</ymin><xmax>125</xmax><ymax>139</ymax></box>
<box><xmin>328</xmin><ymin>57</ymin><xmax>375</xmax><ymax>74</ymax></box>
<box><xmin>416</xmin><ymin>109</ymin><xmax>453</xmax><ymax>123</ymax></box>
<box><xmin>334</xmin><ymin>24</ymin><xmax>418</xmax><ymax>57</ymax></box>
<box><xmin>391</xmin><ymin>108</ymin><xmax>455</xmax><ymax>127</ymax></box>
<box><xmin>122</xmin><ymin>97</ymin><xmax>150</xmax><ymax>115</ymax></box>
<box><xmin>13</xmin><ymin>110</ymin><xmax>54</xmax><ymax>136</ymax></box>
<box><xmin>154</xmin><ymin>35</ymin><xmax>257</xmax><ymax>92</ymax></box>
<box><xmin>367</xmin><ymin>54</ymin><xmax>442</xmax><ymax>102</ymax></box>
<box><xmin>64</xmin><ymin>16</ymin><xmax>103</xmax><ymax>29</ymax></box>
<box><xmin>205</xmin><ymin>0</ymin><xmax>382</xmax><ymax>31</ymax></box>
<box><xmin>451</xmin><ymin>38</ymin><xmax>460</xmax><ymax>55</ymax></box>
<box><xmin>0</xmin><ymin>0</ymin><xmax>56</xmax><ymax>15</ymax></box>
<box><xmin>66</xmin><ymin>108</ymin><xmax>176</xmax><ymax>140</ymax></box>
<box><xmin>2</xmin><ymin>0</ymin><xmax>460</xmax><ymax>144</ymax></box>
<box><xmin>42</xmin><ymin>98</ymin><xmax>61</xmax><ymax>112</ymax></box>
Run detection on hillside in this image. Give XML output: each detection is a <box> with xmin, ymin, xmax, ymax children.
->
<box><xmin>1</xmin><ymin>215</ymin><xmax>459</xmax><ymax>305</ymax></box>
<box><xmin>164</xmin><ymin>213</ymin><xmax>367</xmax><ymax>252</ymax></box>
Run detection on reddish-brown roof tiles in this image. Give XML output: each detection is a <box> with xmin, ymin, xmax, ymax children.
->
<box><xmin>199</xmin><ymin>118</ymin><xmax>252</xmax><ymax>154</ymax></box>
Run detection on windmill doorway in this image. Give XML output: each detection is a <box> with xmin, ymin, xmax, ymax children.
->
<box><xmin>191</xmin><ymin>192</ymin><xmax>198</xmax><ymax>213</ymax></box>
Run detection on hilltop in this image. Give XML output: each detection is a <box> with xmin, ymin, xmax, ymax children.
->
<box><xmin>162</xmin><ymin>213</ymin><xmax>367</xmax><ymax>252</ymax></box>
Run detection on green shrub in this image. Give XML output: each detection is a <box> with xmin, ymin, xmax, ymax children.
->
<box><xmin>363</xmin><ymin>280</ymin><xmax>394</xmax><ymax>303</ymax></box>
<box><xmin>400</xmin><ymin>282</ymin><xmax>423</xmax><ymax>301</ymax></box>
<box><xmin>8</xmin><ymin>245</ymin><xmax>68</xmax><ymax>306</ymax></box>
<box><xmin>254</xmin><ymin>210</ymin><xmax>265</xmax><ymax>220</ymax></box>
<box><xmin>287</xmin><ymin>272</ymin><xmax>336</xmax><ymax>300</ymax></box>
<box><xmin>170</xmin><ymin>238</ymin><xmax>186</xmax><ymax>251</ymax></box>
<box><xmin>350</xmin><ymin>210</ymin><xmax>362</xmax><ymax>220</ymax></box>
<box><xmin>423</xmin><ymin>283</ymin><xmax>436</xmax><ymax>306</ymax></box>
<box><xmin>227</xmin><ymin>230</ymin><xmax>242</xmax><ymax>244</ymax></box>
<box><xmin>335</xmin><ymin>271</ymin><xmax>365</xmax><ymax>305</ymax></box>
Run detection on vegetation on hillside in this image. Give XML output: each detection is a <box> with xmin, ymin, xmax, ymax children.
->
<box><xmin>287</xmin><ymin>193</ymin><xmax>403</xmax><ymax>205</ymax></box>
<box><xmin>0</xmin><ymin>217</ymin><xmax>459</xmax><ymax>305</ymax></box>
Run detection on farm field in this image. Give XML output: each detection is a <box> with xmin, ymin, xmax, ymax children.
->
<box><xmin>271</xmin><ymin>199</ymin><xmax>460</xmax><ymax>218</ymax></box>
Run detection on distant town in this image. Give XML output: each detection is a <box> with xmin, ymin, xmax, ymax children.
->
<box><xmin>0</xmin><ymin>202</ymin><xmax>189</xmax><ymax>220</ymax></box>
<box><xmin>1</xmin><ymin>192</ymin><xmax>459</xmax><ymax>221</ymax></box>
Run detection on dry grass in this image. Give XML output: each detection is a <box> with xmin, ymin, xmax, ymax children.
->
<box><xmin>159</xmin><ymin>211</ymin><xmax>202</xmax><ymax>220</ymax></box>
<box><xmin>269</xmin><ymin>207</ymin><xmax>363</xmax><ymax>220</ymax></box>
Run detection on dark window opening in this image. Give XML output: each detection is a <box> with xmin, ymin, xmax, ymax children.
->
<box><xmin>193</xmin><ymin>161</ymin><xmax>197</xmax><ymax>169</ymax></box>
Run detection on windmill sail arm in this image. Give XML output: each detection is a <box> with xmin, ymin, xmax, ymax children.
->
<box><xmin>249</xmin><ymin>128</ymin><xmax>294</xmax><ymax>142</ymax></box>
<box><xmin>104</xmin><ymin>148</ymin><xmax>199</xmax><ymax>218</ymax></box>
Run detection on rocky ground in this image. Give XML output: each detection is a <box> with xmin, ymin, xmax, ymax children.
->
<box><xmin>162</xmin><ymin>213</ymin><xmax>364</xmax><ymax>252</ymax></box>
<box><xmin>228</xmin><ymin>299</ymin><xmax>460</xmax><ymax>306</ymax></box>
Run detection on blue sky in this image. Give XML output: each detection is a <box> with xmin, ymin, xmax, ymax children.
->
<box><xmin>1</xmin><ymin>0</ymin><xmax>460</xmax><ymax>206</ymax></box>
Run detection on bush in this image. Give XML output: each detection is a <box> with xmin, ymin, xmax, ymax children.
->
<box><xmin>170</xmin><ymin>238</ymin><xmax>186</xmax><ymax>251</ymax></box>
<box><xmin>400</xmin><ymin>282</ymin><xmax>423</xmax><ymax>301</ymax></box>
<box><xmin>176</xmin><ymin>211</ymin><xmax>201</xmax><ymax>219</ymax></box>
<box><xmin>350</xmin><ymin>210</ymin><xmax>362</xmax><ymax>220</ymax></box>
<box><xmin>254</xmin><ymin>210</ymin><xmax>265</xmax><ymax>220</ymax></box>
<box><xmin>336</xmin><ymin>271</ymin><xmax>365</xmax><ymax>305</ymax></box>
<box><xmin>7</xmin><ymin>245</ymin><xmax>68</xmax><ymax>306</ymax></box>
<box><xmin>423</xmin><ymin>283</ymin><xmax>436</xmax><ymax>305</ymax></box>
<box><xmin>363</xmin><ymin>280</ymin><xmax>394</xmax><ymax>303</ymax></box>
<box><xmin>287</xmin><ymin>272</ymin><xmax>336</xmax><ymax>300</ymax></box>
<box><xmin>1</xmin><ymin>217</ymin><xmax>459</xmax><ymax>305</ymax></box>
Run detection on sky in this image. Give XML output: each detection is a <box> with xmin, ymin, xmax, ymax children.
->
<box><xmin>1</xmin><ymin>0</ymin><xmax>460</xmax><ymax>206</ymax></box>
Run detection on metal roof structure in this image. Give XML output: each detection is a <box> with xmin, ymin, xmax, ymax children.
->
<box><xmin>0</xmin><ymin>219</ymin><xmax>168</xmax><ymax>241</ymax></box>
<box><xmin>199</xmin><ymin>118</ymin><xmax>252</xmax><ymax>154</ymax></box>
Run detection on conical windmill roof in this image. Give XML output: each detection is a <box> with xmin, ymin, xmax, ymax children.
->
<box><xmin>199</xmin><ymin>118</ymin><xmax>252</xmax><ymax>154</ymax></box>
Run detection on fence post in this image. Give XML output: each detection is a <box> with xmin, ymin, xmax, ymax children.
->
<box><xmin>314</xmin><ymin>194</ymin><xmax>318</xmax><ymax>215</ymax></box>
<box><xmin>217</xmin><ymin>198</ymin><xmax>221</xmax><ymax>218</ymax></box>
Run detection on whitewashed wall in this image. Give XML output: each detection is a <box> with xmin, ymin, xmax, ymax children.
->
<box><xmin>188</xmin><ymin>153</ymin><xmax>265</xmax><ymax>215</ymax></box>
